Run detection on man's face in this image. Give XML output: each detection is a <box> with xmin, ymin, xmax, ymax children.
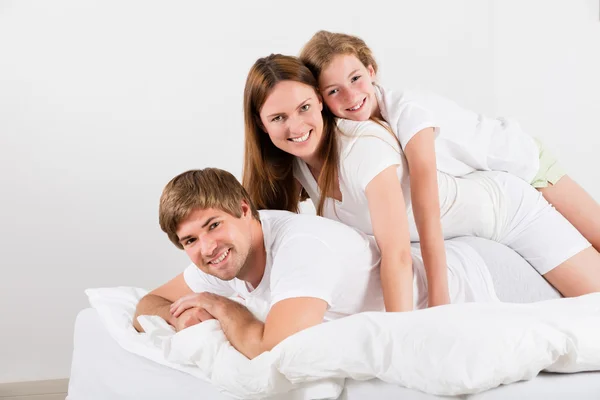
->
<box><xmin>176</xmin><ymin>203</ymin><xmax>253</xmax><ymax>281</ymax></box>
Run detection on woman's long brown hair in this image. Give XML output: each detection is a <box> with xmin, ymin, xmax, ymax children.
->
<box><xmin>242</xmin><ymin>54</ymin><xmax>339</xmax><ymax>216</ymax></box>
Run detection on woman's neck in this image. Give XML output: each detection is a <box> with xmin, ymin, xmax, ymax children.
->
<box><xmin>303</xmin><ymin>157</ymin><xmax>323</xmax><ymax>181</ymax></box>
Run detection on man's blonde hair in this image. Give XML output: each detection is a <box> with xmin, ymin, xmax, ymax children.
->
<box><xmin>159</xmin><ymin>168</ymin><xmax>260</xmax><ymax>249</ymax></box>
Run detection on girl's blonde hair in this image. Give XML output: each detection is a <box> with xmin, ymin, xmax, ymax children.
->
<box><xmin>301</xmin><ymin>31</ymin><xmax>400</xmax><ymax>145</ymax></box>
<box><xmin>299</xmin><ymin>30</ymin><xmax>378</xmax><ymax>82</ymax></box>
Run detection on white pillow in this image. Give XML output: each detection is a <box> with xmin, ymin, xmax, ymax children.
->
<box><xmin>85</xmin><ymin>287</ymin><xmax>344</xmax><ymax>400</ymax></box>
<box><xmin>86</xmin><ymin>287</ymin><xmax>600</xmax><ymax>397</ymax></box>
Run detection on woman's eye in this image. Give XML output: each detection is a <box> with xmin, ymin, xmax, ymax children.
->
<box><xmin>351</xmin><ymin>75</ymin><xmax>361</xmax><ymax>83</ymax></box>
<box><xmin>300</xmin><ymin>104</ymin><xmax>310</xmax><ymax>111</ymax></box>
<box><xmin>271</xmin><ymin>115</ymin><xmax>283</xmax><ymax>122</ymax></box>
<box><xmin>327</xmin><ymin>88</ymin><xmax>338</xmax><ymax>96</ymax></box>
<box><xmin>209</xmin><ymin>222</ymin><xmax>220</xmax><ymax>230</ymax></box>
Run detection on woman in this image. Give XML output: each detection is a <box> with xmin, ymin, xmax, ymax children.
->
<box><xmin>242</xmin><ymin>54</ymin><xmax>600</xmax><ymax>312</ymax></box>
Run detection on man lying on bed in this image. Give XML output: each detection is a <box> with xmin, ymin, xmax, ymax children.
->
<box><xmin>133</xmin><ymin>167</ymin><xmax>385</xmax><ymax>360</ymax></box>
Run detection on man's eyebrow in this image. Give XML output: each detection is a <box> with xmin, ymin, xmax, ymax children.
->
<box><xmin>201</xmin><ymin>216</ymin><xmax>218</xmax><ymax>228</ymax></box>
<box><xmin>178</xmin><ymin>216</ymin><xmax>218</xmax><ymax>245</ymax></box>
<box><xmin>265</xmin><ymin>98</ymin><xmax>311</xmax><ymax>118</ymax></box>
<box><xmin>322</xmin><ymin>69</ymin><xmax>360</xmax><ymax>90</ymax></box>
<box><xmin>178</xmin><ymin>235</ymin><xmax>192</xmax><ymax>245</ymax></box>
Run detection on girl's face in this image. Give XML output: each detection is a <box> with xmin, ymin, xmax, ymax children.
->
<box><xmin>259</xmin><ymin>80</ymin><xmax>324</xmax><ymax>164</ymax></box>
<box><xmin>318</xmin><ymin>54</ymin><xmax>377</xmax><ymax>121</ymax></box>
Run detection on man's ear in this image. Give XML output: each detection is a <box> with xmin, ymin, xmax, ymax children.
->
<box><xmin>240</xmin><ymin>199</ymin><xmax>251</xmax><ymax>217</ymax></box>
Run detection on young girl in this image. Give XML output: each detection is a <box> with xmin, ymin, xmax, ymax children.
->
<box><xmin>299</xmin><ymin>30</ymin><xmax>600</xmax><ymax>306</ymax></box>
<box><xmin>242</xmin><ymin>54</ymin><xmax>600</xmax><ymax>312</ymax></box>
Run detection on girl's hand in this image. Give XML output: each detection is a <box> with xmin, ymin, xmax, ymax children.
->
<box><xmin>428</xmin><ymin>292</ymin><xmax>451</xmax><ymax>308</ymax></box>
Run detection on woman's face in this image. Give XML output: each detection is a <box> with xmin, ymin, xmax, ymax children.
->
<box><xmin>259</xmin><ymin>80</ymin><xmax>324</xmax><ymax>164</ymax></box>
<box><xmin>318</xmin><ymin>54</ymin><xmax>377</xmax><ymax>121</ymax></box>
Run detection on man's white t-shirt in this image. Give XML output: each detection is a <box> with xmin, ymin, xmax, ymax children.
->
<box><xmin>183</xmin><ymin>210</ymin><xmax>383</xmax><ymax>322</ymax></box>
<box><xmin>293</xmin><ymin>128</ymin><xmax>501</xmax><ymax>306</ymax></box>
<box><xmin>375</xmin><ymin>85</ymin><xmax>540</xmax><ymax>182</ymax></box>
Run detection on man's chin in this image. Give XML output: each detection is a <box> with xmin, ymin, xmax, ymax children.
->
<box><xmin>219</xmin><ymin>274</ymin><xmax>236</xmax><ymax>281</ymax></box>
<box><xmin>212</xmin><ymin>267</ymin><xmax>237</xmax><ymax>281</ymax></box>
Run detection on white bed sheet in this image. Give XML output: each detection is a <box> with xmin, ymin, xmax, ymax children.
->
<box><xmin>67</xmin><ymin>308</ymin><xmax>600</xmax><ymax>400</ymax></box>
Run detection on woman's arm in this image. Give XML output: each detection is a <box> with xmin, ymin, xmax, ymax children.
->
<box><xmin>404</xmin><ymin>127</ymin><xmax>449</xmax><ymax>307</ymax></box>
<box><xmin>366</xmin><ymin>165</ymin><xmax>414</xmax><ymax>312</ymax></box>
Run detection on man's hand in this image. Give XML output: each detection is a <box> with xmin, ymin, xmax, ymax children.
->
<box><xmin>171</xmin><ymin>307</ymin><xmax>215</xmax><ymax>332</ymax></box>
<box><xmin>170</xmin><ymin>292</ymin><xmax>223</xmax><ymax>319</ymax></box>
<box><xmin>168</xmin><ymin>292</ymin><xmax>327</xmax><ymax>360</ymax></box>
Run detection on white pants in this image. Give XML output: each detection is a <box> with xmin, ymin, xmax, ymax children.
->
<box><xmin>436</xmin><ymin>171</ymin><xmax>590</xmax><ymax>275</ymax></box>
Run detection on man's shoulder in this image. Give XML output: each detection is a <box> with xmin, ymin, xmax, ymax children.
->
<box><xmin>264</xmin><ymin>211</ymin><xmax>373</xmax><ymax>255</ymax></box>
<box><xmin>258</xmin><ymin>209</ymin><xmax>296</xmax><ymax>221</ymax></box>
<box><xmin>262</xmin><ymin>210</ymin><xmax>359</xmax><ymax>242</ymax></box>
<box><xmin>260</xmin><ymin>209</ymin><xmax>343</xmax><ymax>235</ymax></box>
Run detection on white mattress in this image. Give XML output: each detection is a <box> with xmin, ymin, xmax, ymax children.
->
<box><xmin>67</xmin><ymin>307</ymin><xmax>600</xmax><ymax>400</ymax></box>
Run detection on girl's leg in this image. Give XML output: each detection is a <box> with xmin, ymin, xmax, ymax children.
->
<box><xmin>483</xmin><ymin>171</ymin><xmax>600</xmax><ymax>297</ymax></box>
<box><xmin>530</xmin><ymin>138</ymin><xmax>600</xmax><ymax>251</ymax></box>
<box><xmin>542</xmin><ymin>246</ymin><xmax>600</xmax><ymax>297</ymax></box>
<box><xmin>538</xmin><ymin>176</ymin><xmax>600</xmax><ymax>252</ymax></box>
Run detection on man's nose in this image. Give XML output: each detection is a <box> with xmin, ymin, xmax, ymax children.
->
<box><xmin>200</xmin><ymin>236</ymin><xmax>217</xmax><ymax>257</ymax></box>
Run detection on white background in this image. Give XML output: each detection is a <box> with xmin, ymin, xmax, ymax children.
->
<box><xmin>0</xmin><ymin>0</ymin><xmax>598</xmax><ymax>383</ymax></box>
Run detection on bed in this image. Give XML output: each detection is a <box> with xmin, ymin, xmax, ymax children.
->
<box><xmin>67</xmin><ymin>238</ymin><xmax>600</xmax><ymax>399</ymax></box>
<box><xmin>67</xmin><ymin>307</ymin><xmax>600</xmax><ymax>400</ymax></box>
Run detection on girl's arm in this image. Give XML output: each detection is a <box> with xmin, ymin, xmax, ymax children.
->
<box><xmin>366</xmin><ymin>165</ymin><xmax>414</xmax><ymax>312</ymax></box>
<box><xmin>404</xmin><ymin>127</ymin><xmax>449</xmax><ymax>307</ymax></box>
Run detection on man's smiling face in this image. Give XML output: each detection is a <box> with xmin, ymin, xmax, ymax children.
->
<box><xmin>176</xmin><ymin>203</ymin><xmax>254</xmax><ymax>281</ymax></box>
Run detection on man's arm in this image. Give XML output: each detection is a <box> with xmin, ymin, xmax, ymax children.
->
<box><xmin>171</xmin><ymin>293</ymin><xmax>327</xmax><ymax>359</ymax></box>
<box><xmin>133</xmin><ymin>294</ymin><xmax>174</xmax><ymax>332</ymax></box>
<box><xmin>133</xmin><ymin>273</ymin><xmax>194</xmax><ymax>332</ymax></box>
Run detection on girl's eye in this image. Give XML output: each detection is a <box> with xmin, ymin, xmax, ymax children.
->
<box><xmin>300</xmin><ymin>104</ymin><xmax>310</xmax><ymax>112</ymax></box>
<box><xmin>209</xmin><ymin>221</ymin><xmax>221</xmax><ymax>230</ymax></box>
<box><xmin>351</xmin><ymin>75</ymin><xmax>361</xmax><ymax>83</ymax></box>
<box><xmin>327</xmin><ymin>88</ymin><xmax>338</xmax><ymax>96</ymax></box>
<box><xmin>271</xmin><ymin>115</ymin><xmax>283</xmax><ymax>122</ymax></box>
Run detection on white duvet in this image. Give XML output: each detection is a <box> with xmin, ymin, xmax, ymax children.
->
<box><xmin>86</xmin><ymin>287</ymin><xmax>600</xmax><ymax>399</ymax></box>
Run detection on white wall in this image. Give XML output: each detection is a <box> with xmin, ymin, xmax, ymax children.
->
<box><xmin>0</xmin><ymin>0</ymin><xmax>495</xmax><ymax>383</ymax></box>
<box><xmin>492</xmin><ymin>0</ymin><xmax>600</xmax><ymax>198</ymax></box>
